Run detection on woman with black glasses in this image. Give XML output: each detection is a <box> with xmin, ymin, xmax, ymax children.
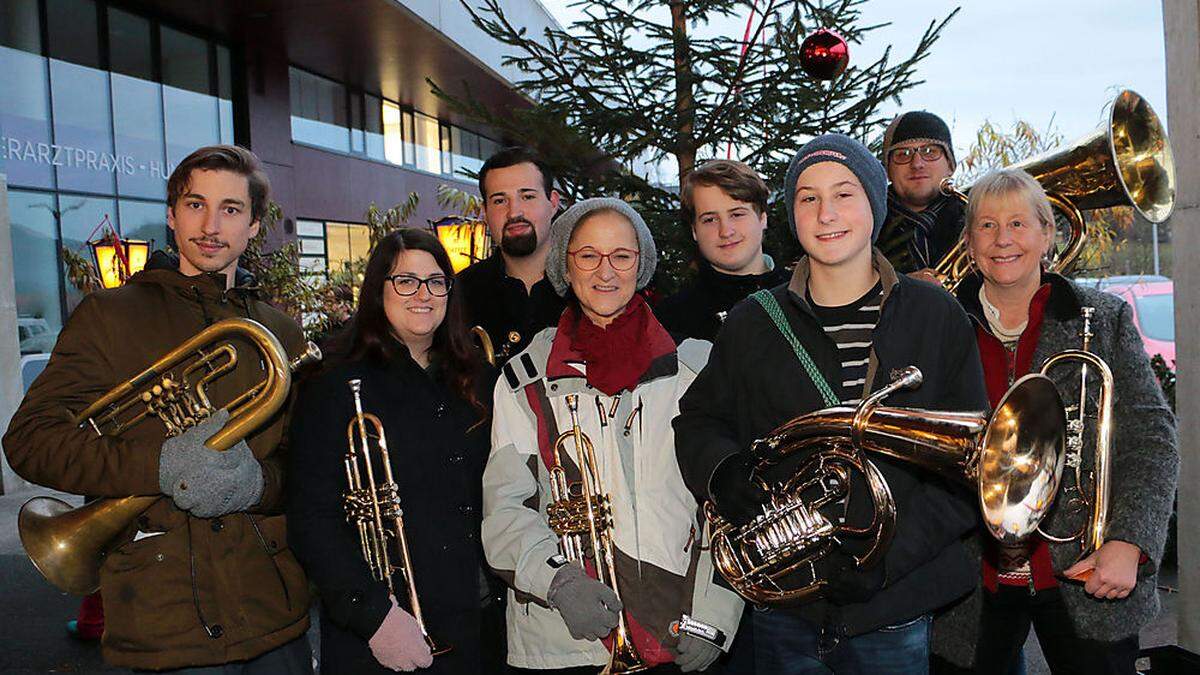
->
<box><xmin>287</xmin><ymin>228</ymin><xmax>500</xmax><ymax>673</ymax></box>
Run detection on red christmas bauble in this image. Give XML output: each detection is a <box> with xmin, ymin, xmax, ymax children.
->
<box><xmin>800</xmin><ymin>29</ymin><xmax>850</xmax><ymax>80</ymax></box>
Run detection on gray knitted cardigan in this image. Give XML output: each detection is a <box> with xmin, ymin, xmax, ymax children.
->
<box><xmin>933</xmin><ymin>273</ymin><xmax>1179</xmax><ymax>667</ymax></box>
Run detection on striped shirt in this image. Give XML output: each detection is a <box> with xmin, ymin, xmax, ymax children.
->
<box><xmin>808</xmin><ymin>281</ymin><xmax>883</xmax><ymax>404</ymax></box>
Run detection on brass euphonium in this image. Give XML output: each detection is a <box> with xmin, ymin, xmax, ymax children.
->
<box><xmin>706</xmin><ymin>367</ymin><xmax>1068</xmax><ymax>606</ymax></box>
<box><xmin>344</xmin><ymin>379</ymin><xmax>448</xmax><ymax>655</ymax></box>
<box><xmin>547</xmin><ymin>394</ymin><xmax>646</xmax><ymax>674</ymax></box>
<box><xmin>934</xmin><ymin>89</ymin><xmax>1176</xmax><ymax>292</ymax></box>
<box><xmin>1037</xmin><ymin>307</ymin><xmax>1115</xmax><ymax>580</ymax></box>
<box><xmin>18</xmin><ymin>318</ymin><xmax>322</xmax><ymax>595</ymax></box>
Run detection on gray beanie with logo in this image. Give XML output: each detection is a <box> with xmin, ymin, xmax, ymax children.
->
<box><xmin>545</xmin><ymin>197</ymin><xmax>658</xmax><ymax>297</ymax></box>
<box><xmin>784</xmin><ymin>133</ymin><xmax>889</xmax><ymax>243</ymax></box>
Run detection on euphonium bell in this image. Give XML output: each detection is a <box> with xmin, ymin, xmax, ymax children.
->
<box><xmin>934</xmin><ymin>89</ymin><xmax>1176</xmax><ymax>292</ymax></box>
<box><xmin>18</xmin><ymin>318</ymin><xmax>321</xmax><ymax>595</ymax></box>
<box><xmin>707</xmin><ymin>367</ymin><xmax>1068</xmax><ymax>606</ymax></box>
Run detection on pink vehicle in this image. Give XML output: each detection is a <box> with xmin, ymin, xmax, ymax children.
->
<box><xmin>1101</xmin><ymin>279</ymin><xmax>1175</xmax><ymax>367</ymax></box>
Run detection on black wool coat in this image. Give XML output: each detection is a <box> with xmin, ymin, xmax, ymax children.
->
<box><xmin>286</xmin><ymin>352</ymin><xmax>496</xmax><ymax>675</ymax></box>
<box><xmin>674</xmin><ymin>250</ymin><xmax>989</xmax><ymax>638</ymax></box>
<box><xmin>655</xmin><ymin>259</ymin><xmax>790</xmax><ymax>343</ymax></box>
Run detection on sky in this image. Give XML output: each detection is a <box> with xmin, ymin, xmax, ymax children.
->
<box><xmin>533</xmin><ymin>0</ymin><xmax>1169</xmax><ymax>161</ymax></box>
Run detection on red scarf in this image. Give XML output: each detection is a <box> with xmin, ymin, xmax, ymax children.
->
<box><xmin>547</xmin><ymin>294</ymin><xmax>676</xmax><ymax>396</ymax></box>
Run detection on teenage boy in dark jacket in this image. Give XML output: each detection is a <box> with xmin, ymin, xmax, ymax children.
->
<box><xmin>674</xmin><ymin>134</ymin><xmax>988</xmax><ymax>674</ymax></box>
<box><xmin>656</xmin><ymin>159</ymin><xmax>788</xmax><ymax>342</ymax></box>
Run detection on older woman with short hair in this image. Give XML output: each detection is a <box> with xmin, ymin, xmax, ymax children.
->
<box><xmin>933</xmin><ymin>168</ymin><xmax>1178</xmax><ymax>675</ymax></box>
<box><xmin>482</xmin><ymin>197</ymin><xmax>743</xmax><ymax>673</ymax></box>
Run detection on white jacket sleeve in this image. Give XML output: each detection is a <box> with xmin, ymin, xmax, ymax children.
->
<box><xmin>481</xmin><ymin>378</ymin><xmax>564</xmax><ymax>604</ymax></box>
<box><xmin>687</xmin><ymin>517</ymin><xmax>745</xmax><ymax>650</ymax></box>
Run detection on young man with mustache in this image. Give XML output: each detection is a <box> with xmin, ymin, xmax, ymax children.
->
<box><xmin>876</xmin><ymin>111</ymin><xmax>964</xmax><ymax>284</ymax></box>
<box><xmin>457</xmin><ymin>147</ymin><xmax>565</xmax><ymax>365</ymax></box>
<box><xmin>656</xmin><ymin>159</ymin><xmax>788</xmax><ymax>343</ymax></box>
<box><xmin>4</xmin><ymin>145</ymin><xmax>313</xmax><ymax>672</ymax></box>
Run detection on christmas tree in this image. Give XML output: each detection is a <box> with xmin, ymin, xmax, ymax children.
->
<box><xmin>434</xmin><ymin>0</ymin><xmax>957</xmax><ymax>291</ymax></box>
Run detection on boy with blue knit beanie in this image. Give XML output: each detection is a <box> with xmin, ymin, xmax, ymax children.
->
<box><xmin>674</xmin><ymin>133</ymin><xmax>988</xmax><ymax>674</ymax></box>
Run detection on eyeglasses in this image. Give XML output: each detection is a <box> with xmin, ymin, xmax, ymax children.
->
<box><xmin>889</xmin><ymin>144</ymin><xmax>946</xmax><ymax>165</ymax></box>
<box><xmin>386</xmin><ymin>274</ymin><xmax>453</xmax><ymax>297</ymax></box>
<box><xmin>567</xmin><ymin>247</ymin><xmax>640</xmax><ymax>271</ymax></box>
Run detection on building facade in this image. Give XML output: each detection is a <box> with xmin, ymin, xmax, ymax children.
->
<box><xmin>0</xmin><ymin>0</ymin><xmax>556</xmax><ymax>492</ymax></box>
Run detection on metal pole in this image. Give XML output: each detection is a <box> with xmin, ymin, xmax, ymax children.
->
<box><xmin>1153</xmin><ymin>221</ymin><xmax>1161</xmax><ymax>275</ymax></box>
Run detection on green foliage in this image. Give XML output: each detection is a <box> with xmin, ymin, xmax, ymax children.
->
<box><xmin>437</xmin><ymin>0</ymin><xmax>957</xmax><ymax>291</ymax></box>
<box><xmin>365</xmin><ymin>192</ymin><xmax>421</xmax><ymax>247</ymax></box>
<box><xmin>1150</xmin><ymin>353</ymin><xmax>1176</xmax><ymax>413</ymax></box>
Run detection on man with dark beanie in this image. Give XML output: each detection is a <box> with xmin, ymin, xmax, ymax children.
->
<box><xmin>674</xmin><ymin>133</ymin><xmax>987</xmax><ymax>674</ymax></box>
<box><xmin>877</xmin><ymin>111</ymin><xmax>964</xmax><ymax>278</ymax></box>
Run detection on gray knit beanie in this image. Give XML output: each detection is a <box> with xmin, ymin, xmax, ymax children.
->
<box><xmin>882</xmin><ymin>110</ymin><xmax>957</xmax><ymax>170</ymax></box>
<box><xmin>784</xmin><ymin>133</ymin><xmax>888</xmax><ymax>243</ymax></box>
<box><xmin>545</xmin><ymin>197</ymin><xmax>657</xmax><ymax>297</ymax></box>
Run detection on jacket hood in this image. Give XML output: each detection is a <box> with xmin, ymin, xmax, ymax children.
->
<box><xmin>134</xmin><ymin>250</ymin><xmax>261</xmax><ymax>298</ymax></box>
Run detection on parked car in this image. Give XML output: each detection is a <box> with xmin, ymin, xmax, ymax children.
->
<box><xmin>17</xmin><ymin>316</ymin><xmax>58</xmax><ymax>355</ymax></box>
<box><xmin>1102</xmin><ymin>280</ymin><xmax>1175</xmax><ymax>367</ymax></box>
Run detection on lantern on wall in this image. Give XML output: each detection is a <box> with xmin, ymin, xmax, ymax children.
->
<box><xmin>88</xmin><ymin>225</ymin><xmax>151</xmax><ymax>289</ymax></box>
<box><xmin>431</xmin><ymin>216</ymin><xmax>492</xmax><ymax>273</ymax></box>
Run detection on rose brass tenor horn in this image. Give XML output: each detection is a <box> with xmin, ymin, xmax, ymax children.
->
<box><xmin>934</xmin><ymin>89</ymin><xmax>1176</xmax><ymax>292</ymax></box>
<box><xmin>706</xmin><ymin>367</ymin><xmax>1067</xmax><ymax>606</ymax></box>
<box><xmin>547</xmin><ymin>394</ymin><xmax>646</xmax><ymax>674</ymax></box>
<box><xmin>18</xmin><ymin>318</ymin><xmax>322</xmax><ymax>595</ymax></box>
<box><xmin>1037</xmin><ymin>307</ymin><xmax>1115</xmax><ymax>581</ymax></box>
<box><xmin>344</xmin><ymin>379</ymin><xmax>448</xmax><ymax>656</ymax></box>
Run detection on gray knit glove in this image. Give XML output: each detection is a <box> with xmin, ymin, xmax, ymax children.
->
<box><xmin>547</xmin><ymin>564</ymin><xmax>622</xmax><ymax>641</ymax></box>
<box><xmin>159</xmin><ymin>410</ymin><xmax>264</xmax><ymax>518</ymax></box>
<box><xmin>676</xmin><ymin>634</ymin><xmax>721</xmax><ymax>672</ymax></box>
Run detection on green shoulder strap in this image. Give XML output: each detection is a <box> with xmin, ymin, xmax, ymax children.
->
<box><xmin>750</xmin><ymin>289</ymin><xmax>840</xmax><ymax>408</ymax></box>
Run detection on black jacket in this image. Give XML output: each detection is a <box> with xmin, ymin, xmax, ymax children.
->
<box><xmin>655</xmin><ymin>259</ymin><xmax>789</xmax><ymax>342</ymax></box>
<box><xmin>286</xmin><ymin>352</ymin><xmax>495</xmax><ymax>674</ymax></box>
<box><xmin>877</xmin><ymin>192</ymin><xmax>965</xmax><ymax>273</ymax></box>
<box><xmin>674</xmin><ymin>250</ymin><xmax>988</xmax><ymax>637</ymax></box>
<box><xmin>458</xmin><ymin>252</ymin><xmax>565</xmax><ymax>365</ymax></box>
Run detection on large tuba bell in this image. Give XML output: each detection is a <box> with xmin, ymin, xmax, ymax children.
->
<box><xmin>1037</xmin><ymin>307</ymin><xmax>1115</xmax><ymax>581</ymax></box>
<box><xmin>706</xmin><ymin>367</ymin><xmax>1067</xmax><ymax>606</ymax></box>
<box><xmin>344</xmin><ymin>379</ymin><xmax>449</xmax><ymax>655</ymax></box>
<box><xmin>18</xmin><ymin>318</ymin><xmax>321</xmax><ymax>595</ymax></box>
<box><xmin>934</xmin><ymin>89</ymin><xmax>1176</xmax><ymax>292</ymax></box>
<box><xmin>547</xmin><ymin>394</ymin><xmax>646</xmax><ymax>674</ymax></box>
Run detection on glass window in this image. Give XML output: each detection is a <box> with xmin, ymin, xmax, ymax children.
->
<box><xmin>217</xmin><ymin>45</ymin><xmax>235</xmax><ymax>145</ymax></box>
<box><xmin>1</xmin><ymin>43</ymin><xmax>56</xmax><ymax>189</ymax></box>
<box><xmin>450</xmin><ymin>125</ymin><xmax>485</xmax><ymax>179</ymax></box>
<box><xmin>1</xmin><ymin>0</ymin><xmax>42</xmax><ymax>54</ymax></box>
<box><xmin>412</xmin><ymin>111</ymin><xmax>442</xmax><ymax>174</ymax></box>
<box><xmin>161</xmin><ymin>27</ymin><xmax>211</xmax><ymax>95</ymax></box>
<box><xmin>289</xmin><ymin>67</ymin><xmax>350</xmax><ymax>152</ymax></box>
<box><xmin>162</xmin><ymin>27</ymin><xmax>221</xmax><ymax>168</ymax></box>
<box><xmin>382</xmin><ymin>100</ymin><xmax>404</xmax><ymax>165</ymax></box>
<box><xmin>325</xmin><ymin>222</ymin><xmax>370</xmax><ymax>273</ymax></box>
<box><xmin>296</xmin><ymin>219</ymin><xmax>325</xmax><ymax>238</ymax></box>
<box><xmin>118</xmin><ymin>199</ymin><xmax>168</xmax><ymax>250</ymax></box>
<box><xmin>112</xmin><ymin>72</ymin><xmax>168</xmax><ymax>199</ymax></box>
<box><xmin>365</xmin><ymin>94</ymin><xmax>385</xmax><ymax>160</ymax></box>
<box><xmin>56</xmin><ymin>195</ymin><xmax>117</xmax><ymax>315</ymax></box>
<box><xmin>46</xmin><ymin>0</ymin><xmax>100</xmax><ymax>68</ymax></box>
<box><xmin>350</xmin><ymin>93</ymin><xmax>365</xmax><ymax>154</ymax></box>
<box><xmin>108</xmin><ymin>8</ymin><xmax>154</xmax><ymax>81</ymax></box>
<box><xmin>9</xmin><ymin>190</ymin><xmax>64</xmax><ymax>341</ymax></box>
<box><xmin>1134</xmin><ymin>293</ymin><xmax>1175</xmax><ymax>342</ymax></box>
<box><xmin>49</xmin><ymin>59</ymin><xmax>117</xmax><ymax>194</ymax></box>
<box><xmin>295</xmin><ymin>219</ymin><xmax>326</xmax><ymax>273</ymax></box>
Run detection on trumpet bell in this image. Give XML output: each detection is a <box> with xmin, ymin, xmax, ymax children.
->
<box><xmin>978</xmin><ymin>374</ymin><xmax>1067</xmax><ymax>543</ymax></box>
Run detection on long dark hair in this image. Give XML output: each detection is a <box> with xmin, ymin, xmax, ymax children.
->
<box><xmin>324</xmin><ymin>228</ymin><xmax>485</xmax><ymax>415</ymax></box>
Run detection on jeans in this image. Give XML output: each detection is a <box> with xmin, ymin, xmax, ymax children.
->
<box><xmin>753</xmin><ymin>609</ymin><xmax>931</xmax><ymax>675</ymax></box>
